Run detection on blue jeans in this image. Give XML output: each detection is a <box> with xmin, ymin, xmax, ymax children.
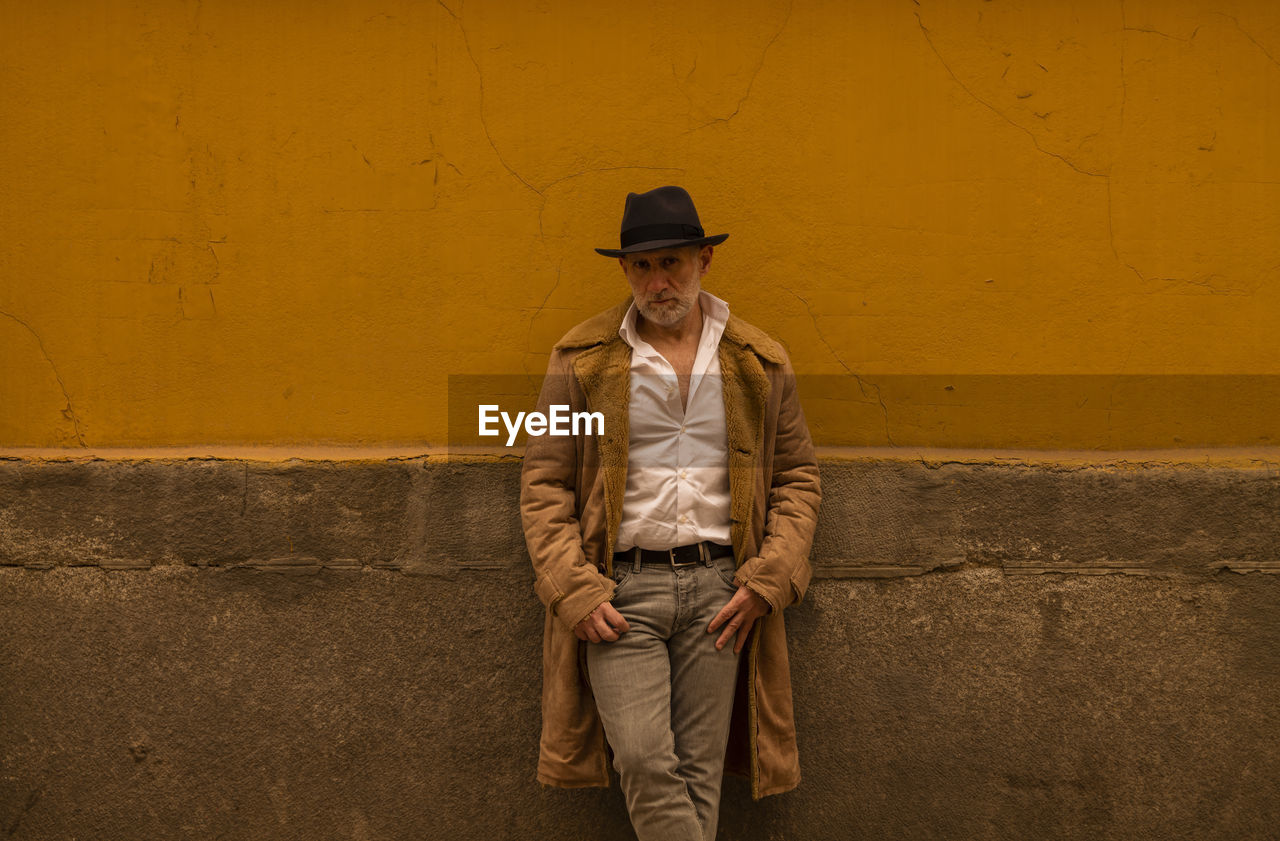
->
<box><xmin>585</xmin><ymin>551</ymin><xmax>743</xmax><ymax>841</ymax></box>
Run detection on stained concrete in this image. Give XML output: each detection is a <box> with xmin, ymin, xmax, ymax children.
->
<box><xmin>2</xmin><ymin>452</ymin><xmax>1279</xmax><ymax>839</ymax></box>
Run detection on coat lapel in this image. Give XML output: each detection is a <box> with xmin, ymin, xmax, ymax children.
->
<box><xmin>572</xmin><ymin>339</ymin><xmax>632</xmax><ymax>570</ymax></box>
<box><xmin>718</xmin><ymin>340</ymin><xmax>770</xmax><ymax>561</ymax></box>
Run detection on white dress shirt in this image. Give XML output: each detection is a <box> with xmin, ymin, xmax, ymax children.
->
<box><xmin>615</xmin><ymin>290</ymin><xmax>733</xmax><ymax>552</ymax></box>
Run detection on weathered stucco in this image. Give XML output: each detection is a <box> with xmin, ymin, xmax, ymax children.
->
<box><xmin>1</xmin><ymin>0</ymin><xmax>1278</xmax><ymax>447</ymax></box>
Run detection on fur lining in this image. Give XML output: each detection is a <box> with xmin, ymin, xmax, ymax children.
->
<box><xmin>718</xmin><ymin>341</ymin><xmax>771</xmax><ymax>559</ymax></box>
<box><xmin>722</xmin><ymin>313</ymin><xmax>785</xmax><ymax>365</ymax></box>
<box><xmin>551</xmin><ymin>298</ymin><xmax>786</xmax><ymax>366</ymax></box>
<box><xmin>570</xmin><ymin>339</ymin><xmax>632</xmax><ymax>564</ymax></box>
<box><xmin>554</xmin><ymin>299</ymin><xmax>632</xmax><ymax>350</ymax></box>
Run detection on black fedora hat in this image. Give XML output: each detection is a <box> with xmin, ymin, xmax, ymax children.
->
<box><xmin>595</xmin><ymin>185</ymin><xmax>729</xmax><ymax>257</ymax></box>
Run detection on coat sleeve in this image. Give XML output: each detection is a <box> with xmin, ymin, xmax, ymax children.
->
<box><xmin>732</xmin><ymin>350</ymin><xmax>821</xmax><ymax>612</ymax></box>
<box><xmin>520</xmin><ymin>348</ymin><xmax>615</xmax><ymax>632</ymax></box>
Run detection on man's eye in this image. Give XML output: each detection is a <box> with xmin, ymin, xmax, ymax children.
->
<box><xmin>633</xmin><ymin>261</ymin><xmax>649</xmax><ymax>270</ymax></box>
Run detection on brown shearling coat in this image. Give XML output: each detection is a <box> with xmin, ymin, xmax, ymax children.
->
<box><xmin>520</xmin><ymin>298</ymin><xmax>821</xmax><ymax>800</ymax></box>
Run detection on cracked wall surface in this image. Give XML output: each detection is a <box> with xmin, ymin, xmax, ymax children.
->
<box><xmin>0</xmin><ymin>0</ymin><xmax>1277</xmax><ymax>447</ymax></box>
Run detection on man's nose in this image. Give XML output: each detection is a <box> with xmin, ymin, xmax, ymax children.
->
<box><xmin>647</xmin><ymin>271</ymin><xmax>673</xmax><ymax>292</ymax></box>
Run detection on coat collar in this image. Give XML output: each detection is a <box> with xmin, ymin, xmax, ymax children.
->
<box><xmin>554</xmin><ymin>296</ymin><xmax>787</xmax><ymax>366</ymax></box>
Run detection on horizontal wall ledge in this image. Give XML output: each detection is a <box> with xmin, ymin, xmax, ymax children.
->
<box><xmin>2</xmin><ymin>449</ymin><xmax>1277</xmax><ymax>580</ymax></box>
<box><xmin>4</xmin><ymin>445</ymin><xmax>1280</xmax><ymax>465</ymax></box>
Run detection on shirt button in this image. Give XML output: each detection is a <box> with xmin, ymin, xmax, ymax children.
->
<box><xmin>678</xmin><ymin>515</ymin><xmax>688</xmax><ymax>524</ymax></box>
<box><xmin>679</xmin><ymin>470</ymin><xmax>688</xmax><ymax>479</ymax></box>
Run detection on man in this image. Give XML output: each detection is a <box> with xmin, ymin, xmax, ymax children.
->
<box><xmin>520</xmin><ymin>186</ymin><xmax>820</xmax><ymax>841</ymax></box>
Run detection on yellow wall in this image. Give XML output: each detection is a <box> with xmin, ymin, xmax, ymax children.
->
<box><xmin>1</xmin><ymin>0</ymin><xmax>1277</xmax><ymax>448</ymax></box>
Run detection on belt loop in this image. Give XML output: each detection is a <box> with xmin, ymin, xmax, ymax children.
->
<box><xmin>698</xmin><ymin>541</ymin><xmax>710</xmax><ymax>565</ymax></box>
<box><xmin>632</xmin><ymin>546</ymin><xmax>641</xmax><ymax>573</ymax></box>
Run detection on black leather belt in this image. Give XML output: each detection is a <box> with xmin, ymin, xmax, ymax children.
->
<box><xmin>613</xmin><ymin>541</ymin><xmax>734</xmax><ymax>568</ymax></box>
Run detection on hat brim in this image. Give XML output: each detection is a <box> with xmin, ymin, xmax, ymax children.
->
<box><xmin>594</xmin><ymin>233</ymin><xmax>728</xmax><ymax>258</ymax></box>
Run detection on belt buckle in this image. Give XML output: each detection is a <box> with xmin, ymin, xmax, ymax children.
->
<box><xmin>669</xmin><ymin>543</ymin><xmax>702</xmax><ymax>568</ymax></box>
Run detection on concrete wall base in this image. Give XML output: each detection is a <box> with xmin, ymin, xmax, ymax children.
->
<box><xmin>2</xmin><ymin>450</ymin><xmax>1278</xmax><ymax>839</ymax></box>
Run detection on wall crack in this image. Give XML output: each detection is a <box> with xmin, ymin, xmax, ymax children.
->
<box><xmin>1214</xmin><ymin>12</ymin><xmax>1280</xmax><ymax>69</ymax></box>
<box><xmin>686</xmin><ymin>0</ymin><xmax>793</xmax><ymax>132</ymax></box>
<box><xmin>913</xmin><ymin>9</ymin><xmax>1110</xmax><ymax>180</ymax></box>
<box><xmin>437</xmin><ymin>0</ymin><xmax>542</xmax><ymax>196</ymax></box>
<box><xmin>0</xmin><ymin>310</ymin><xmax>87</xmax><ymax>447</ymax></box>
<box><xmin>784</xmin><ymin>288</ymin><xmax>895</xmax><ymax>446</ymax></box>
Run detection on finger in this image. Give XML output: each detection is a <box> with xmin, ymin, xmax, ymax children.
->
<box><xmin>602</xmin><ymin>603</ymin><xmax>630</xmax><ymax>633</ymax></box>
<box><xmin>595</xmin><ymin>615</ymin><xmax>619</xmax><ymax>642</ymax></box>
<box><xmin>715</xmin><ymin>617</ymin><xmax>740</xmax><ymax>650</ymax></box>
<box><xmin>707</xmin><ymin>602</ymin><xmax>734</xmax><ymax>633</ymax></box>
<box><xmin>585</xmin><ymin>625</ymin><xmax>602</xmax><ymax>644</ymax></box>
<box><xmin>574</xmin><ymin>625</ymin><xmax>587</xmax><ymax>642</ymax></box>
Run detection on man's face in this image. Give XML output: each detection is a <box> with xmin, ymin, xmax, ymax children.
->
<box><xmin>619</xmin><ymin>245</ymin><xmax>712</xmax><ymax>328</ymax></box>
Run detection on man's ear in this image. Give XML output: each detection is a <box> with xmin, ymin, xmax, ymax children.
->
<box><xmin>699</xmin><ymin>245</ymin><xmax>713</xmax><ymax>275</ymax></box>
<box><xmin>618</xmin><ymin>257</ymin><xmax>627</xmax><ymax>274</ymax></box>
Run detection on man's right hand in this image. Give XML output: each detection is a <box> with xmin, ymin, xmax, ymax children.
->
<box><xmin>574</xmin><ymin>601</ymin><xmax>631</xmax><ymax>643</ymax></box>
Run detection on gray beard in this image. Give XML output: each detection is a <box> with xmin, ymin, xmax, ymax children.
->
<box><xmin>638</xmin><ymin>296</ymin><xmax>694</xmax><ymax>327</ymax></box>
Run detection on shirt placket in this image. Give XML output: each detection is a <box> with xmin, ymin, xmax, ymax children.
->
<box><xmin>652</xmin><ymin>360</ymin><xmax>687</xmax><ymax>545</ymax></box>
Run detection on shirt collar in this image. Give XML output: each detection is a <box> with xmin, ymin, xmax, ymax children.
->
<box><xmin>618</xmin><ymin>290</ymin><xmax>731</xmax><ymax>356</ymax></box>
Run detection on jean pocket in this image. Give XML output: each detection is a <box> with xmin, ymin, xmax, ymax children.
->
<box><xmin>611</xmin><ymin>564</ymin><xmax>634</xmax><ymax>596</ymax></box>
<box><xmin>712</xmin><ymin>557</ymin><xmax>739</xmax><ymax>590</ymax></box>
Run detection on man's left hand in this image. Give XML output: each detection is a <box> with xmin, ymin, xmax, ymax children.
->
<box><xmin>708</xmin><ymin>585</ymin><xmax>771</xmax><ymax>654</ymax></box>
